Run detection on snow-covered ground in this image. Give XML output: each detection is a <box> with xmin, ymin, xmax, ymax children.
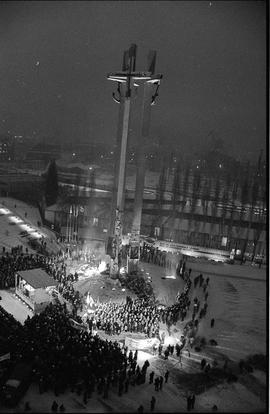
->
<box><xmin>0</xmin><ymin>289</ymin><xmax>33</xmax><ymax>323</ymax></box>
<box><xmin>0</xmin><ymin>197</ymin><xmax>267</xmax><ymax>413</ymax></box>
<box><xmin>139</xmin><ymin>262</ymin><xmax>266</xmax><ymax>360</ymax></box>
<box><xmin>0</xmin><ymin>197</ymin><xmax>63</xmax><ymax>254</ymax></box>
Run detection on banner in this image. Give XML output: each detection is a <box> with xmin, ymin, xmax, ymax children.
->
<box><xmin>153</xmin><ymin>240</ymin><xmax>230</xmax><ymax>258</ymax></box>
<box><xmin>125</xmin><ymin>336</ymin><xmax>160</xmax><ymax>350</ymax></box>
<box><xmin>69</xmin><ymin>318</ymin><xmax>88</xmax><ymax>332</ymax></box>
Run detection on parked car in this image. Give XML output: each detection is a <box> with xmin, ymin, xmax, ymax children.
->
<box><xmin>1</xmin><ymin>362</ymin><xmax>32</xmax><ymax>407</ymax></box>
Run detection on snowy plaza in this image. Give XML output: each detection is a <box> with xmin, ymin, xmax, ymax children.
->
<box><xmin>0</xmin><ymin>2</ymin><xmax>267</xmax><ymax>412</ymax></box>
<box><xmin>0</xmin><ymin>201</ymin><xmax>266</xmax><ymax>413</ymax></box>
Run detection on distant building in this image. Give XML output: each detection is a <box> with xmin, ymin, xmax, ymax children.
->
<box><xmin>0</xmin><ymin>173</ymin><xmax>43</xmax><ymax>202</ymax></box>
<box><xmin>35</xmin><ymin>156</ymin><xmax>268</xmax><ymax>260</ymax></box>
<box><xmin>0</xmin><ymin>135</ymin><xmax>14</xmax><ymax>161</ymax></box>
<box><xmin>26</xmin><ymin>141</ymin><xmax>61</xmax><ymax>164</ymax></box>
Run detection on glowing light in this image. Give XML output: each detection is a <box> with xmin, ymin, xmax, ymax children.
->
<box><xmin>19</xmin><ymin>224</ymin><xmax>31</xmax><ymax>231</ymax></box>
<box><xmin>164</xmin><ymin>275</ymin><xmax>176</xmax><ymax>279</ymax></box>
<box><xmin>86</xmin><ymin>293</ymin><xmax>90</xmax><ymax>305</ymax></box>
<box><xmin>121</xmin><ymin>288</ymin><xmax>126</xmax><ymax>292</ymax></box>
<box><xmin>112</xmin><ymin>288</ymin><xmax>116</xmax><ymax>291</ymax></box>
<box><xmin>108</xmin><ymin>77</ymin><xmax>127</xmax><ymax>83</ymax></box>
<box><xmin>98</xmin><ymin>261</ymin><xmax>107</xmax><ymax>273</ymax></box>
<box><xmin>0</xmin><ymin>208</ymin><xmax>10</xmax><ymax>215</ymax></box>
<box><xmin>119</xmin><ymin>267</ymin><xmax>126</xmax><ymax>275</ymax></box>
<box><xmin>219</xmin><ymin>164</ymin><xmax>222</xmax><ymax>168</ymax></box>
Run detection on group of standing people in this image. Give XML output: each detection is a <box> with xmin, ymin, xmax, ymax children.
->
<box><xmin>88</xmin><ymin>297</ymin><xmax>161</xmax><ymax>338</ymax></box>
<box><xmin>140</xmin><ymin>243</ymin><xmax>189</xmax><ymax>277</ymax></box>
<box><xmin>0</xmin><ymin>251</ymin><xmax>48</xmax><ymax>289</ymax></box>
<box><xmin>1</xmin><ymin>301</ymin><xmax>177</xmax><ymax>411</ymax></box>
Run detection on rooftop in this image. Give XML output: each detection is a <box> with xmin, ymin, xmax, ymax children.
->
<box><xmin>17</xmin><ymin>268</ymin><xmax>57</xmax><ymax>289</ymax></box>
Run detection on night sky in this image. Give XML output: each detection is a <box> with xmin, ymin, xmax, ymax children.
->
<box><xmin>0</xmin><ymin>1</ymin><xmax>266</xmax><ymax>160</ymax></box>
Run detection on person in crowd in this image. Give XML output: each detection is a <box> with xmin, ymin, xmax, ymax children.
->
<box><xmin>164</xmin><ymin>370</ymin><xmax>169</xmax><ymax>383</ymax></box>
<box><xmin>190</xmin><ymin>394</ymin><xmax>195</xmax><ymax>409</ymax></box>
<box><xmin>159</xmin><ymin>375</ymin><xmax>164</xmax><ymax>390</ymax></box>
<box><xmin>149</xmin><ymin>371</ymin><xmax>154</xmax><ymax>384</ymax></box>
<box><xmin>0</xmin><ymin>239</ymin><xmax>217</xmax><ymax>413</ymax></box>
<box><xmin>187</xmin><ymin>394</ymin><xmax>192</xmax><ymax>411</ymax></box>
<box><xmin>150</xmin><ymin>396</ymin><xmax>156</xmax><ymax>411</ymax></box>
<box><xmin>201</xmin><ymin>358</ymin><xmax>207</xmax><ymax>370</ymax></box>
<box><xmin>154</xmin><ymin>377</ymin><xmax>160</xmax><ymax>391</ymax></box>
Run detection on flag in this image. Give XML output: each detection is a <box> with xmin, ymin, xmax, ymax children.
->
<box><xmin>147</xmin><ymin>50</ymin><xmax>156</xmax><ymax>74</ymax></box>
<box><xmin>122</xmin><ymin>50</ymin><xmax>129</xmax><ymax>71</ymax></box>
<box><xmin>129</xmin><ymin>44</ymin><xmax>137</xmax><ymax>58</ymax></box>
<box><xmin>128</xmin><ymin>44</ymin><xmax>137</xmax><ymax>71</ymax></box>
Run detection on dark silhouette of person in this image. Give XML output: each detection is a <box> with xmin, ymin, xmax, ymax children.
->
<box><xmin>164</xmin><ymin>370</ymin><xmax>169</xmax><ymax>383</ymax></box>
<box><xmin>200</xmin><ymin>358</ymin><xmax>206</xmax><ymax>370</ymax></box>
<box><xmin>191</xmin><ymin>394</ymin><xmax>195</xmax><ymax>409</ymax></box>
<box><xmin>154</xmin><ymin>377</ymin><xmax>159</xmax><ymax>391</ymax></box>
<box><xmin>51</xmin><ymin>401</ymin><xmax>58</xmax><ymax>412</ymax></box>
<box><xmin>159</xmin><ymin>376</ymin><xmax>164</xmax><ymax>390</ymax></box>
<box><xmin>149</xmin><ymin>371</ymin><xmax>154</xmax><ymax>384</ymax></box>
<box><xmin>150</xmin><ymin>396</ymin><xmax>156</xmax><ymax>411</ymax></box>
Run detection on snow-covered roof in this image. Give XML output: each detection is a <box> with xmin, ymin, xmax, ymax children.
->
<box><xmin>17</xmin><ymin>268</ymin><xmax>57</xmax><ymax>289</ymax></box>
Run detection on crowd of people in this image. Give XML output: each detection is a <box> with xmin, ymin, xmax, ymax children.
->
<box><xmin>140</xmin><ymin>242</ymin><xmax>188</xmax><ymax>277</ymax></box>
<box><xmin>0</xmin><ymin>248</ymin><xmax>85</xmax><ymax>313</ymax></box>
<box><xmin>1</xmin><ymin>302</ymin><xmax>174</xmax><ymax>410</ymax></box>
<box><xmin>0</xmin><ymin>251</ymin><xmax>47</xmax><ymax>289</ymax></box>
<box><xmin>43</xmin><ymin>255</ymin><xmax>83</xmax><ymax>313</ymax></box>
<box><xmin>0</xmin><ymin>232</ymin><xmax>215</xmax><ymax>412</ymax></box>
<box><xmin>87</xmin><ymin>297</ymin><xmax>161</xmax><ymax>338</ymax></box>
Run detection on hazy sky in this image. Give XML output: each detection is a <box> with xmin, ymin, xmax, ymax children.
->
<box><xmin>0</xmin><ymin>1</ymin><xmax>266</xmax><ymax>160</ymax></box>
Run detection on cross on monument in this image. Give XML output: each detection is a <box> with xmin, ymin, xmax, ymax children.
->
<box><xmin>107</xmin><ymin>44</ymin><xmax>162</xmax><ymax>278</ymax></box>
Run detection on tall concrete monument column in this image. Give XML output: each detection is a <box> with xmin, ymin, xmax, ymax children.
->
<box><xmin>107</xmin><ymin>45</ymin><xmax>162</xmax><ymax>278</ymax></box>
